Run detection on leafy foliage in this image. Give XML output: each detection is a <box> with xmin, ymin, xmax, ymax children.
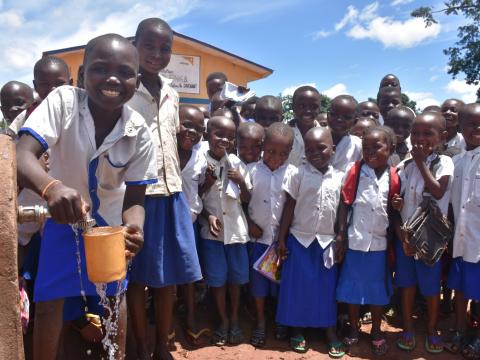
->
<box><xmin>412</xmin><ymin>1</ymin><xmax>480</xmax><ymax>98</ymax></box>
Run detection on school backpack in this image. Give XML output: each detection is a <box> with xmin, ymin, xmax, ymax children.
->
<box><xmin>340</xmin><ymin>161</ymin><xmax>401</xmax><ymax>267</ymax></box>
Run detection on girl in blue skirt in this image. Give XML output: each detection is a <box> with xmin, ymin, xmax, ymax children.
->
<box><xmin>336</xmin><ymin>126</ymin><xmax>399</xmax><ymax>356</ymax></box>
<box><xmin>276</xmin><ymin>127</ymin><xmax>345</xmax><ymax>357</ymax></box>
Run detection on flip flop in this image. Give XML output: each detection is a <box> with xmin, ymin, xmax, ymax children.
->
<box><xmin>372</xmin><ymin>338</ymin><xmax>388</xmax><ymax>356</ymax></box>
<box><xmin>250</xmin><ymin>327</ymin><xmax>266</xmax><ymax>348</ymax></box>
<box><xmin>228</xmin><ymin>325</ymin><xmax>244</xmax><ymax>345</ymax></box>
<box><xmin>211</xmin><ymin>326</ymin><xmax>228</xmax><ymax>346</ymax></box>
<box><xmin>328</xmin><ymin>341</ymin><xmax>345</xmax><ymax>358</ymax></box>
<box><xmin>343</xmin><ymin>336</ymin><xmax>359</xmax><ymax>347</ymax></box>
<box><xmin>443</xmin><ymin>330</ymin><xmax>466</xmax><ymax>353</ymax></box>
<box><xmin>462</xmin><ymin>337</ymin><xmax>480</xmax><ymax>360</ymax></box>
<box><xmin>425</xmin><ymin>334</ymin><xmax>443</xmax><ymax>354</ymax></box>
<box><xmin>185</xmin><ymin>327</ymin><xmax>211</xmax><ymax>347</ymax></box>
<box><xmin>397</xmin><ymin>331</ymin><xmax>416</xmax><ymax>351</ymax></box>
<box><xmin>290</xmin><ymin>336</ymin><xmax>308</xmax><ymax>353</ymax></box>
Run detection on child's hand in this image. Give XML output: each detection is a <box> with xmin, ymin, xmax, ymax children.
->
<box><xmin>227</xmin><ymin>168</ymin><xmax>245</xmax><ymax>186</ymax></box>
<box><xmin>44</xmin><ymin>182</ymin><xmax>86</xmax><ymax>224</ymax></box>
<box><xmin>334</xmin><ymin>234</ymin><xmax>346</xmax><ymax>263</ymax></box>
<box><xmin>208</xmin><ymin>215</ymin><xmax>222</xmax><ymax>237</ymax></box>
<box><xmin>411</xmin><ymin>143</ymin><xmax>432</xmax><ymax>164</ymax></box>
<box><xmin>237</xmin><ymin>85</ymin><xmax>250</xmax><ymax>94</ymax></box>
<box><xmin>204</xmin><ymin>164</ymin><xmax>217</xmax><ymax>188</ymax></box>
<box><xmin>124</xmin><ymin>224</ymin><xmax>144</xmax><ymax>261</ymax></box>
<box><xmin>248</xmin><ymin>220</ymin><xmax>263</xmax><ymax>239</ymax></box>
<box><xmin>400</xmin><ymin>229</ymin><xmax>416</xmax><ymax>256</ymax></box>
<box><xmin>276</xmin><ymin>240</ymin><xmax>288</xmax><ymax>261</ymax></box>
<box><xmin>391</xmin><ymin>194</ymin><xmax>404</xmax><ymax>211</ymax></box>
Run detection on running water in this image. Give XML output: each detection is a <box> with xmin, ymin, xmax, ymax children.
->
<box><xmin>72</xmin><ymin>225</ymin><xmax>124</xmax><ymax>360</ymax></box>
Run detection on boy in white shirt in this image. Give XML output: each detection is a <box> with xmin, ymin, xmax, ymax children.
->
<box><xmin>446</xmin><ymin>103</ymin><xmax>480</xmax><ymax>357</ymax></box>
<box><xmin>395</xmin><ymin>112</ymin><xmax>454</xmax><ymax>353</ymax></box>
<box><xmin>441</xmin><ymin>98</ymin><xmax>466</xmax><ymax>155</ymax></box>
<box><xmin>247</xmin><ymin>122</ymin><xmax>294</xmax><ymax>347</ymax></box>
<box><xmin>327</xmin><ymin>95</ymin><xmax>362</xmax><ymax>171</ymax></box>
<box><xmin>199</xmin><ymin>116</ymin><xmax>252</xmax><ymax>346</ymax></box>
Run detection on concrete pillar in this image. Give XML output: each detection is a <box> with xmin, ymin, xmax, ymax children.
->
<box><xmin>0</xmin><ymin>135</ymin><xmax>24</xmax><ymax>359</ymax></box>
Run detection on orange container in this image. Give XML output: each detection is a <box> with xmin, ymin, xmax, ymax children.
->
<box><xmin>83</xmin><ymin>226</ymin><xmax>126</xmax><ymax>283</ymax></box>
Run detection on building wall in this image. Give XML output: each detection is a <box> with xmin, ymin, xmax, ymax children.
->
<box><xmin>54</xmin><ymin>41</ymin><xmax>263</xmax><ymax>107</ymax></box>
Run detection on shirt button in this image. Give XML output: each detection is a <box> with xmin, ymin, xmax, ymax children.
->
<box><xmin>223</xmin><ymin>212</ymin><xmax>226</xmax><ymax>215</ymax></box>
<box><xmin>90</xmin><ymin>189</ymin><xmax>95</xmax><ymax>193</ymax></box>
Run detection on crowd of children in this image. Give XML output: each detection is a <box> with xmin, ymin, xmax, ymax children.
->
<box><xmin>1</xmin><ymin>15</ymin><xmax>480</xmax><ymax>360</ymax></box>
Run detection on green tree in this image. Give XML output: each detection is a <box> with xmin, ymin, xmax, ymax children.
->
<box><xmin>412</xmin><ymin>1</ymin><xmax>480</xmax><ymax>98</ymax></box>
<box><xmin>280</xmin><ymin>93</ymin><xmax>332</xmax><ymax>121</ymax></box>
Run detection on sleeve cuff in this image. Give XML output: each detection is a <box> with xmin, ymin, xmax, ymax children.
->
<box><xmin>125</xmin><ymin>178</ymin><xmax>158</xmax><ymax>186</ymax></box>
<box><xmin>18</xmin><ymin>127</ymin><xmax>49</xmax><ymax>151</ymax></box>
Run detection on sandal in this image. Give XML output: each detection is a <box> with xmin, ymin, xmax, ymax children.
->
<box><xmin>274</xmin><ymin>324</ymin><xmax>288</xmax><ymax>341</ymax></box>
<box><xmin>463</xmin><ymin>337</ymin><xmax>480</xmax><ymax>360</ymax></box>
<box><xmin>211</xmin><ymin>327</ymin><xmax>228</xmax><ymax>346</ymax></box>
<box><xmin>444</xmin><ymin>330</ymin><xmax>466</xmax><ymax>353</ymax></box>
<box><xmin>185</xmin><ymin>327</ymin><xmax>211</xmax><ymax>347</ymax></box>
<box><xmin>425</xmin><ymin>334</ymin><xmax>443</xmax><ymax>354</ymax></box>
<box><xmin>361</xmin><ymin>312</ymin><xmax>372</xmax><ymax>325</ymax></box>
<box><xmin>228</xmin><ymin>325</ymin><xmax>244</xmax><ymax>345</ymax></box>
<box><xmin>372</xmin><ymin>338</ymin><xmax>388</xmax><ymax>356</ymax></box>
<box><xmin>397</xmin><ymin>331</ymin><xmax>416</xmax><ymax>351</ymax></box>
<box><xmin>250</xmin><ymin>327</ymin><xmax>266</xmax><ymax>348</ymax></box>
<box><xmin>290</xmin><ymin>336</ymin><xmax>308</xmax><ymax>353</ymax></box>
<box><xmin>328</xmin><ymin>341</ymin><xmax>345</xmax><ymax>358</ymax></box>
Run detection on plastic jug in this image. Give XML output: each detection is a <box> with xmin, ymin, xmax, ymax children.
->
<box><xmin>83</xmin><ymin>226</ymin><xmax>126</xmax><ymax>283</ymax></box>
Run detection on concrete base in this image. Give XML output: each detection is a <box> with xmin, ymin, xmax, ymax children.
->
<box><xmin>0</xmin><ymin>135</ymin><xmax>24</xmax><ymax>359</ymax></box>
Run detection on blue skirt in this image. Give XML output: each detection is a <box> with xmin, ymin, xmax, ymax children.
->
<box><xmin>129</xmin><ymin>193</ymin><xmax>202</xmax><ymax>287</ymax></box>
<box><xmin>276</xmin><ymin>234</ymin><xmax>337</xmax><ymax>328</ymax></box>
<box><xmin>337</xmin><ymin>249</ymin><xmax>392</xmax><ymax>306</ymax></box>
<box><xmin>34</xmin><ymin>220</ymin><xmax>126</xmax><ymax>302</ymax></box>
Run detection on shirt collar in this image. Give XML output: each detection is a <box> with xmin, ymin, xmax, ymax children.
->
<box><xmin>259</xmin><ymin>160</ymin><xmax>287</xmax><ymax>173</ymax></box>
<box><xmin>466</xmin><ymin>145</ymin><xmax>480</xmax><ymax>157</ymax></box>
<box><xmin>306</xmin><ymin>161</ymin><xmax>332</xmax><ymax>176</ymax></box>
<box><xmin>136</xmin><ymin>73</ymin><xmax>174</xmax><ymax>102</ymax></box>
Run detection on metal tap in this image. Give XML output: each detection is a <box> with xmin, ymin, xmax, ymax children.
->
<box><xmin>18</xmin><ymin>205</ymin><xmax>96</xmax><ymax>231</ymax></box>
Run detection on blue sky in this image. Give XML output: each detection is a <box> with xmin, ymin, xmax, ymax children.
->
<box><xmin>0</xmin><ymin>0</ymin><xmax>478</xmax><ymax>108</ymax></box>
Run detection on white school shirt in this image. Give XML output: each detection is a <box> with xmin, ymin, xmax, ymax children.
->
<box><xmin>398</xmin><ymin>153</ymin><xmax>454</xmax><ymax>222</ymax></box>
<box><xmin>199</xmin><ymin>152</ymin><xmax>251</xmax><ymax>244</ymax></box>
<box><xmin>19</xmin><ymin>86</ymin><xmax>158</xmax><ymax>226</ymax></box>
<box><xmin>446</xmin><ymin>133</ymin><xmax>466</xmax><ymax>153</ymax></box>
<box><xmin>348</xmin><ymin>164</ymin><xmax>389</xmax><ymax>251</ymax></box>
<box><xmin>330</xmin><ymin>134</ymin><xmax>363</xmax><ymax>172</ymax></box>
<box><xmin>248</xmin><ymin>161</ymin><xmax>295</xmax><ymax>245</ymax></box>
<box><xmin>128</xmin><ymin>74</ymin><xmax>182</xmax><ymax>196</ymax></box>
<box><xmin>283</xmin><ymin>163</ymin><xmax>344</xmax><ymax>248</ymax></box>
<box><xmin>287</xmin><ymin>121</ymin><xmax>320</xmax><ymax>166</ymax></box>
<box><xmin>451</xmin><ymin>147</ymin><xmax>480</xmax><ymax>263</ymax></box>
<box><xmin>181</xmin><ymin>143</ymin><xmax>207</xmax><ymax>222</ymax></box>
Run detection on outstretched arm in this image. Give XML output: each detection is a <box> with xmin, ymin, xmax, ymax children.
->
<box><xmin>276</xmin><ymin>193</ymin><xmax>296</xmax><ymax>260</ymax></box>
<box><xmin>122</xmin><ymin>185</ymin><xmax>146</xmax><ymax>259</ymax></box>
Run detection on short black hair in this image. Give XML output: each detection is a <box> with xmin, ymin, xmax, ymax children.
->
<box><xmin>0</xmin><ymin>81</ymin><xmax>33</xmax><ymax>101</ymax></box>
<box><xmin>265</xmin><ymin>122</ymin><xmax>294</xmax><ymax>145</ymax></box>
<box><xmin>34</xmin><ymin>56</ymin><xmax>70</xmax><ymax>79</ymax></box>
<box><xmin>387</xmin><ymin>105</ymin><xmax>416</xmax><ymax>121</ymax></box>
<box><xmin>135</xmin><ymin>18</ymin><xmax>173</xmax><ymax>42</ymax></box>
<box><xmin>237</xmin><ymin>122</ymin><xmax>264</xmax><ymax>141</ymax></box>
<box><xmin>364</xmin><ymin>125</ymin><xmax>396</xmax><ymax>147</ymax></box>
<box><xmin>84</xmin><ymin>34</ymin><xmax>138</xmax><ymax>67</ymax></box>
<box><xmin>206</xmin><ymin>72</ymin><xmax>227</xmax><ymax>83</ymax></box>
<box><xmin>292</xmin><ymin>85</ymin><xmax>320</xmax><ymax>106</ymax></box>
<box><xmin>377</xmin><ymin>86</ymin><xmax>402</xmax><ymax>102</ymax></box>
<box><xmin>241</xmin><ymin>96</ymin><xmax>258</xmax><ymax>107</ymax></box>
<box><xmin>331</xmin><ymin>94</ymin><xmax>359</xmax><ymax>107</ymax></box>
<box><xmin>458</xmin><ymin>103</ymin><xmax>480</xmax><ymax>124</ymax></box>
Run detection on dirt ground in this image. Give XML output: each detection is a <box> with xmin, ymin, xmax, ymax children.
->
<box><xmin>23</xmin><ymin>294</ymin><xmax>468</xmax><ymax>360</ymax></box>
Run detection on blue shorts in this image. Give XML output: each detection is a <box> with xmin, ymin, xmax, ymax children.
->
<box><xmin>249</xmin><ymin>242</ymin><xmax>278</xmax><ymax>298</ymax></box>
<box><xmin>394</xmin><ymin>238</ymin><xmax>441</xmax><ymax>297</ymax></box>
<box><xmin>201</xmin><ymin>239</ymin><xmax>249</xmax><ymax>287</ymax></box>
<box><xmin>447</xmin><ymin>258</ymin><xmax>480</xmax><ymax>301</ymax></box>
<box><xmin>63</xmin><ymin>296</ymin><xmax>104</xmax><ymax>321</ymax></box>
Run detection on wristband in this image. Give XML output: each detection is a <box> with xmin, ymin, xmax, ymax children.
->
<box><xmin>41</xmin><ymin>179</ymin><xmax>61</xmax><ymax>200</ymax></box>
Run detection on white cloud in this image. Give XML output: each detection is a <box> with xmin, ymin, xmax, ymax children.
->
<box><xmin>219</xmin><ymin>0</ymin><xmax>297</xmax><ymax>23</ymax></box>
<box><xmin>0</xmin><ymin>0</ymin><xmax>199</xmax><ymax>85</ymax></box>
<box><xmin>429</xmin><ymin>75</ymin><xmax>439</xmax><ymax>82</ymax></box>
<box><xmin>322</xmin><ymin>83</ymin><xmax>348</xmax><ymax>98</ymax></box>
<box><xmin>335</xmin><ymin>5</ymin><xmax>358</xmax><ymax>31</ymax></box>
<box><xmin>281</xmin><ymin>83</ymin><xmax>316</xmax><ymax>97</ymax></box>
<box><xmin>391</xmin><ymin>0</ymin><xmax>414</xmax><ymax>6</ymax></box>
<box><xmin>312</xmin><ymin>1</ymin><xmax>440</xmax><ymax>48</ymax></box>
<box><xmin>347</xmin><ymin>16</ymin><xmax>440</xmax><ymax>48</ymax></box>
<box><xmin>311</xmin><ymin>30</ymin><xmax>331</xmax><ymax>40</ymax></box>
<box><xmin>445</xmin><ymin>79</ymin><xmax>479</xmax><ymax>103</ymax></box>
<box><xmin>406</xmin><ymin>91</ymin><xmax>440</xmax><ymax>110</ymax></box>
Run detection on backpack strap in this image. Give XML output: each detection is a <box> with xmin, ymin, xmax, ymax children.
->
<box><xmin>340</xmin><ymin>161</ymin><xmax>362</xmax><ymax>205</ymax></box>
